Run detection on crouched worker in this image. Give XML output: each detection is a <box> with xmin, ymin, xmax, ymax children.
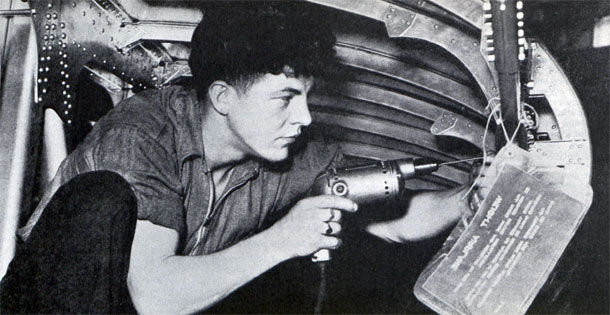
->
<box><xmin>1</xmin><ymin>2</ymin><xmax>475</xmax><ymax>313</ymax></box>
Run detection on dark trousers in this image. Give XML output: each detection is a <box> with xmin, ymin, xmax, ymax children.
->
<box><xmin>1</xmin><ymin>171</ymin><xmax>137</xmax><ymax>314</ymax></box>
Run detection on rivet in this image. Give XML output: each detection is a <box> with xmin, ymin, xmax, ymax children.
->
<box><xmin>93</xmin><ymin>54</ymin><xmax>97</xmax><ymax>58</ymax></box>
<box><xmin>51</xmin><ymin>24</ymin><xmax>56</xmax><ymax>30</ymax></box>
<box><xmin>50</xmin><ymin>34</ymin><xmax>55</xmax><ymax>40</ymax></box>
<box><xmin>62</xmin><ymin>43</ymin><xmax>67</xmax><ymax>49</ymax></box>
<box><xmin>66</xmin><ymin>85</ymin><xmax>70</xmax><ymax>89</ymax></box>
<box><xmin>61</xmin><ymin>33</ymin><xmax>66</xmax><ymax>39</ymax></box>
<box><xmin>67</xmin><ymin>120</ymin><xmax>72</xmax><ymax>124</ymax></box>
<box><xmin>500</xmin><ymin>3</ymin><xmax>506</xmax><ymax>10</ymax></box>
<box><xmin>467</xmin><ymin>123</ymin><xmax>472</xmax><ymax>128</ymax></box>
<box><xmin>517</xmin><ymin>1</ymin><xmax>523</xmax><ymax>9</ymax></box>
<box><xmin>473</xmin><ymin>42</ymin><xmax>478</xmax><ymax>46</ymax></box>
<box><xmin>434</xmin><ymin>24</ymin><xmax>439</xmax><ymax>29</ymax></box>
<box><xmin>551</xmin><ymin>125</ymin><xmax>557</xmax><ymax>129</ymax></box>
<box><xmin>59</xmin><ymin>60</ymin><xmax>64</xmax><ymax>65</ymax></box>
<box><xmin>112</xmin><ymin>66</ymin><xmax>116</xmax><ymax>70</ymax></box>
<box><xmin>516</xmin><ymin>12</ymin><xmax>524</xmax><ymax>20</ymax></box>
<box><xmin>83</xmin><ymin>11</ymin><xmax>86</xmax><ymax>16</ymax></box>
<box><xmin>61</xmin><ymin>71</ymin><xmax>65</xmax><ymax>75</ymax></box>
<box><xmin>77</xmin><ymin>44</ymin><xmax>81</xmax><ymax>48</ymax></box>
<box><xmin>64</xmin><ymin>64</ymin><xmax>68</xmax><ymax>68</ymax></box>
<box><xmin>45</xmin><ymin>14</ymin><xmax>51</xmax><ymax>19</ymax></box>
<box><xmin>46</xmin><ymin>56</ymin><xmax>51</xmax><ymax>61</ymax></box>
<box><xmin>386</xmin><ymin>14</ymin><xmax>392</xmax><ymax>19</ymax></box>
<box><xmin>410</xmin><ymin>14</ymin><xmax>414</xmax><ymax>18</ymax></box>
<box><xmin>62</xmin><ymin>91</ymin><xmax>67</xmax><ymax>95</ymax></box>
<box><xmin>92</xmin><ymin>19</ymin><xmax>96</xmax><ymax>25</ymax></box>
<box><xmin>67</xmin><ymin>94</ymin><xmax>71</xmax><ymax>99</ymax></box>
<box><xmin>43</xmin><ymin>78</ymin><xmax>48</xmax><ymax>82</ymax></box>
<box><xmin>43</xmin><ymin>35</ymin><xmax>49</xmax><ymax>40</ymax></box>
<box><xmin>53</xmin><ymin>13</ymin><xmax>58</xmax><ymax>19</ymax></box>
<box><xmin>451</xmin><ymin>39</ymin><xmax>456</xmax><ymax>44</ymax></box>
<box><xmin>121</xmin><ymin>72</ymin><xmax>125</xmax><ymax>75</ymax></box>
<box><xmin>65</xmin><ymin>74</ymin><xmax>69</xmax><ymax>78</ymax></box>
<box><xmin>60</xmin><ymin>22</ymin><xmax>65</xmax><ymax>29</ymax></box>
<box><xmin>44</xmin><ymin>67</ymin><xmax>49</xmax><ymax>72</ymax></box>
<box><xmin>38</xmin><ymin>97</ymin><xmax>43</xmax><ymax>102</ymax></box>
<box><xmin>103</xmin><ymin>60</ymin><xmax>107</xmax><ymax>64</ymax></box>
<box><xmin>390</xmin><ymin>8</ymin><xmax>395</xmax><ymax>12</ymax></box>
<box><xmin>48</xmin><ymin>3</ymin><xmax>52</xmax><ymax>8</ymax></box>
<box><xmin>152</xmin><ymin>76</ymin><xmax>158</xmax><ymax>81</ymax></box>
<box><xmin>63</xmin><ymin>100</ymin><xmax>68</xmax><ymax>105</ymax></box>
<box><xmin>42</xmin><ymin>88</ymin><xmax>47</xmax><ymax>93</ymax></box>
<box><xmin>535</xmin><ymin>66</ymin><xmax>541</xmax><ymax>71</ymax></box>
<box><xmin>83</xmin><ymin>47</ymin><xmax>87</xmax><ymax>51</ymax></box>
<box><xmin>72</xmin><ymin>40</ymin><xmax>77</xmax><ymax>45</ymax></box>
<box><xmin>90</xmin><ymin>72</ymin><xmax>94</xmax><ymax>77</ymax></box>
<box><xmin>62</xmin><ymin>81</ymin><xmax>66</xmax><ymax>85</ymax></box>
<box><xmin>38</xmin><ymin>78</ymin><xmax>42</xmax><ymax>83</ymax></box>
<box><xmin>58</xmin><ymin>40</ymin><xmax>63</xmax><ymax>45</ymax></box>
<box><xmin>64</xmin><ymin>110</ymin><xmax>69</xmax><ymax>115</ymax></box>
<box><xmin>40</xmin><ymin>57</ymin><xmax>45</xmax><ymax>61</ymax></box>
<box><xmin>45</xmin><ymin>24</ymin><xmax>50</xmax><ymax>30</ymax></box>
<box><xmin>405</xmin><ymin>21</ymin><xmax>410</xmax><ymax>25</ymax></box>
<box><xmin>68</xmin><ymin>104</ymin><xmax>72</xmax><ymax>109</ymax></box>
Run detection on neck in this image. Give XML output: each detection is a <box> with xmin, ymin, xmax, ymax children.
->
<box><xmin>200</xmin><ymin>103</ymin><xmax>247</xmax><ymax>172</ymax></box>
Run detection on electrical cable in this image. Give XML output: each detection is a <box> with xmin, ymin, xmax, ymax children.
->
<box><xmin>314</xmin><ymin>262</ymin><xmax>328</xmax><ymax>315</ymax></box>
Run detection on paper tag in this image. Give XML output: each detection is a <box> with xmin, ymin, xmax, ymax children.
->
<box><xmin>414</xmin><ymin>146</ymin><xmax>593</xmax><ymax>315</ymax></box>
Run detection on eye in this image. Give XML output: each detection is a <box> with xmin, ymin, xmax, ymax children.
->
<box><xmin>279</xmin><ymin>95</ymin><xmax>293</xmax><ymax>106</ymax></box>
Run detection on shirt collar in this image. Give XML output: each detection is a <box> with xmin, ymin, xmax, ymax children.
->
<box><xmin>177</xmin><ymin>88</ymin><xmax>260</xmax><ymax>177</ymax></box>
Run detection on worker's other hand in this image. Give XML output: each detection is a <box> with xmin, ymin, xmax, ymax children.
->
<box><xmin>267</xmin><ymin>195</ymin><xmax>358</xmax><ymax>259</ymax></box>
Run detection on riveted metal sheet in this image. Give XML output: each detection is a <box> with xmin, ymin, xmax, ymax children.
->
<box><xmin>335</xmin><ymin>45</ymin><xmax>486</xmax><ymax>116</ymax></box>
<box><xmin>307</xmin><ymin>0</ymin><xmax>499</xmax><ymax>103</ymax></box>
<box><xmin>312</xmin><ymin>112</ymin><xmax>472</xmax><ymax>161</ymax></box>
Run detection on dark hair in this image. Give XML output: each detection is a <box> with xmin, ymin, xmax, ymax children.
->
<box><xmin>188</xmin><ymin>1</ymin><xmax>337</xmax><ymax>99</ymax></box>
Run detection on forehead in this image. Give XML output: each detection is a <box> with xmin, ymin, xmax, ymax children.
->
<box><xmin>246</xmin><ymin>73</ymin><xmax>314</xmax><ymax>95</ymax></box>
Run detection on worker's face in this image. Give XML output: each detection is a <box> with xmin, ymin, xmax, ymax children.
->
<box><xmin>227</xmin><ymin>72</ymin><xmax>314</xmax><ymax>162</ymax></box>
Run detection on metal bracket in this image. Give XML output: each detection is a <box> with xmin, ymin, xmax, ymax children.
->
<box><xmin>382</xmin><ymin>4</ymin><xmax>417</xmax><ymax>37</ymax></box>
<box><xmin>431</xmin><ymin>112</ymin><xmax>495</xmax><ymax>151</ymax></box>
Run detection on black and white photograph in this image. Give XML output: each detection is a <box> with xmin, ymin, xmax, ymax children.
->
<box><xmin>0</xmin><ymin>0</ymin><xmax>608</xmax><ymax>313</ymax></box>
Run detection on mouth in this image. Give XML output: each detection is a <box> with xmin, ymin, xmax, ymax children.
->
<box><xmin>279</xmin><ymin>133</ymin><xmax>300</xmax><ymax>144</ymax></box>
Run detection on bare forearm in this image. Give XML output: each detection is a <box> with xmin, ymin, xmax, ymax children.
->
<box><xmin>366</xmin><ymin>187</ymin><xmax>465</xmax><ymax>242</ymax></box>
<box><xmin>128</xmin><ymin>227</ymin><xmax>290</xmax><ymax>314</ymax></box>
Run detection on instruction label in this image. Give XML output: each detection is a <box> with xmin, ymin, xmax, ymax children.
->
<box><xmin>417</xmin><ymin>164</ymin><xmax>589</xmax><ymax>315</ymax></box>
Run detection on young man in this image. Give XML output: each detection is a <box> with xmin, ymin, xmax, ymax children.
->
<box><xmin>2</xmin><ymin>2</ymin><xmax>469</xmax><ymax>313</ymax></box>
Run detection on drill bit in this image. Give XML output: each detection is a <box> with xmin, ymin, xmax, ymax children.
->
<box><xmin>439</xmin><ymin>157</ymin><xmax>485</xmax><ymax>166</ymax></box>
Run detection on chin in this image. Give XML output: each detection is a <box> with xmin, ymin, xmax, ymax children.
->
<box><xmin>259</xmin><ymin>148</ymin><xmax>290</xmax><ymax>163</ymax></box>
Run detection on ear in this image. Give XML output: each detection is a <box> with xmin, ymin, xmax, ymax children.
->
<box><xmin>207</xmin><ymin>81</ymin><xmax>233</xmax><ymax>116</ymax></box>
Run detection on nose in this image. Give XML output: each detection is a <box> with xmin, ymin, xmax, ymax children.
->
<box><xmin>290</xmin><ymin>95</ymin><xmax>312</xmax><ymax>127</ymax></box>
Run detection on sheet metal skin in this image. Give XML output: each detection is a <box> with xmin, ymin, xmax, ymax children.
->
<box><xmin>17</xmin><ymin>1</ymin><xmax>588</xmax><ymax>197</ymax></box>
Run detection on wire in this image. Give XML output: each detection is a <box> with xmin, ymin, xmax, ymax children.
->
<box><xmin>314</xmin><ymin>262</ymin><xmax>328</xmax><ymax>315</ymax></box>
<box><xmin>460</xmin><ymin>101</ymin><xmax>498</xmax><ymax>202</ymax></box>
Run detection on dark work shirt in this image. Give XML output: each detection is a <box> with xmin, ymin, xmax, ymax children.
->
<box><xmin>21</xmin><ymin>86</ymin><xmax>342</xmax><ymax>255</ymax></box>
